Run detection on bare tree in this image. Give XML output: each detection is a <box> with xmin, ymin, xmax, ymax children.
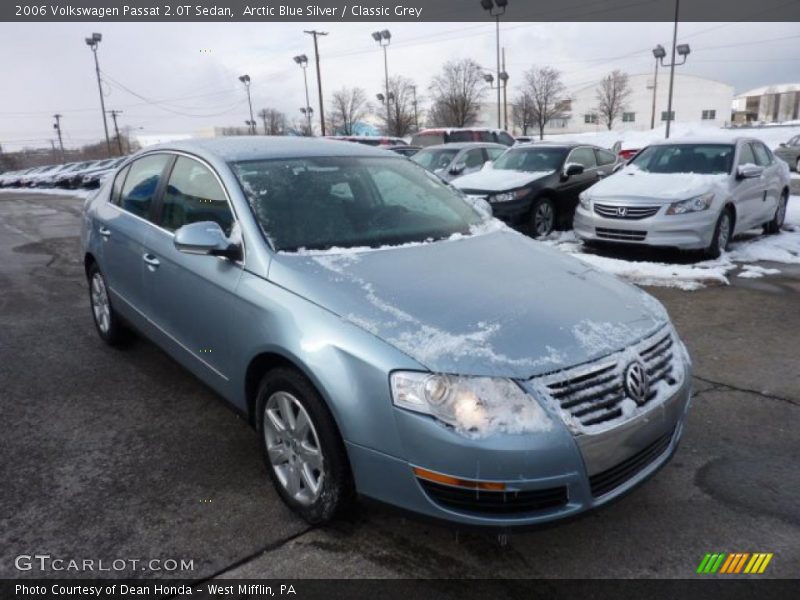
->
<box><xmin>595</xmin><ymin>70</ymin><xmax>632</xmax><ymax>130</ymax></box>
<box><xmin>427</xmin><ymin>58</ymin><xmax>487</xmax><ymax>127</ymax></box>
<box><xmin>378</xmin><ymin>76</ymin><xmax>419</xmax><ymax>137</ymax></box>
<box><xmin>512</xmin><ymin>91</ymin><xmax>535</xmax><ymax>135</ymax></box>
<box><xmin>328</xmin><ymin>87</ymin><xmax>369</xmax><ymax>135</ymax></box>
<box><xmin>258</xmin><ymin>108</ymin><xmax>287</xmax><ymax>135</ymax></box>
<box><xmin>522</xmin><ymin>66</ymin><xmax>568</xmax><ymax>140</ymax></box>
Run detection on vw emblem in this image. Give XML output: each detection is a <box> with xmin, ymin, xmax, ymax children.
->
<box><xmin>624</xmin><ymin>362</ymin><xmax>650</xmax><ymax>405</ymax></box>
<box><xmin>617</xmin><ymin>206</ymin><xmax>628</xmax><ymax>217</ymax></box>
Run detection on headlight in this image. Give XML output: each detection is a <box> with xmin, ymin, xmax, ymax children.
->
<box><xmin>666</xmin><ymin>192</ymin><xmax>714</xmax><ymax>215</ymax></box>
<box><xmin>390</xmin><ymin>371</ymin><xmax>552</xmax><ymax>438</ymax></box>
<box><xmin>579</xmin><ymin>191</ymin><xmax>591</xmax><ymax>210</ymax></box>
<box><xmin>489</xmin><ymin>188</ymin><xmax>529</xmax><ymax>203</ymax></box>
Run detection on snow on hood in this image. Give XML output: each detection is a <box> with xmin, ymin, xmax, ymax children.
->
<box><xmin>588</xmin><ymin>167</ymin><xmax>728</xmax><ymax>202</ymax></box>
<box><xmin>268</xmin><ymin>228</ymin><xmax>668</xmax><ymax>379</ymax></box>
<box><xmin>453</xmin><ymin>169</ymin><xmax>553</xmax><ymax>193</ymax></box>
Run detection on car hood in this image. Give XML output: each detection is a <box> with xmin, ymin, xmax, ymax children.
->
<box><xmin>589</xmin><ymin>167</ymin><xmax>729</xmax><ymax>202</ymax></box>
<box><xmin>268</xmin><ymin>229</ymin><xmax>668</xmax><ymax>379</ymax></box>
<box><xmin>453</xmin><ymin>169</ymin><xmax>553</xmax><ymax>193</ymax></box>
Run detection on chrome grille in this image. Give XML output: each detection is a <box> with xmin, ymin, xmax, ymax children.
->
<box><xmin>596</xmin><ymin>227</ymin><xmax>647</xmax><ymax>241</ymax></box>
<box><xmin>536</xmin><ymin>329</ymin><xmax>678</xmax><ymax>430</ymax></box>
<box><xmin>594</xmin><ymin>203</ymin><xmax>660</xmax><ymax>220</ymax></box>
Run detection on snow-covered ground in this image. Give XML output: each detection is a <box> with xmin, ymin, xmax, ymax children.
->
<box><xmin>546</xmin><ymin>121</ymin><xmax>800</xmax><ymax>152</ymax></box>
<box><xmin>542</xmin><ymin>195</ymin><xmax>800</xmax><ymax>291</ymax></box>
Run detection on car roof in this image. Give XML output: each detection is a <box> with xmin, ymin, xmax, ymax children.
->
<box><xmin>137</xmin><ymin>136</ymin><xmax>397</xmax><ymax>162</ymax></box>
<box><xmin>513</xmin><ymin>141</ymin><xmax>589</xmax><ymax>150</ymax></box>
<box><xmin>416</xmin><ymin>142</ymin><xmax>505</xmax><ymax>150</ymax></box>
<box><xmin>646</xmin><ymin>137</ymin><xmax>742</xmax><ymax>146</ymax></box>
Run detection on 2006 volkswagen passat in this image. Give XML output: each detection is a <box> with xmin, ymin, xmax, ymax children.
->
<box><xmin>81</xmin><ymin>138</ymin><xmax>692</xmax><ymax>527</ymax></box>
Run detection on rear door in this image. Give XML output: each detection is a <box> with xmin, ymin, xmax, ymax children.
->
<box><xmin>732</xmin><ymin>142</ymin><xmax>766</xmax><ymax>231</ymax></box>
<box><xmin>752</xmin><ymin>141</ymin><xmax>781</xmax><ymax>223</ymax></box>
<box><xmin>144</xmin><ymin>154</ymin><xmax>244</xmax><ymax>384</ymax></box>
<box><xmin>93</xmin><ymin>154</ymin><xmax>172</xmax><ymax>326</ymax></box>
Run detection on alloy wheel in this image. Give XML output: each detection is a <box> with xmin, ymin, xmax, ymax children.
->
<box><xmin>90</xmin><ymin>272</ymin><xmax>111</xmax><ymax>334</ymax></box>
<box><xmin>533</xmin><ymin>202</ymin><xmax>554</xmax><ymax>237</ymax></box>
<box><xmin>262</xmin><ymin>391</ymin><xmax>325</xmax><ymax>506</ymax></box>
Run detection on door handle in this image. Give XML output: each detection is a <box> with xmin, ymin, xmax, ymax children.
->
<box><xmin>98</xmin><ymin>226</ymin><xmax>111</xmax><ymax>238</ymax></box>
<box><xmin>143</xmin><ymin>253</ymin><xmax>160</xmax><ymax>270</ymax></box>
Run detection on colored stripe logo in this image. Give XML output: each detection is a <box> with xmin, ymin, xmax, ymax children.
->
<box><xmin>697</xmin><ymin>553</ymin><xmax>773</xmax><ymax>574</ymax></box>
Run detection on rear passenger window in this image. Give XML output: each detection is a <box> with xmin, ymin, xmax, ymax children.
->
<box><xmin>120</xmin><ymin>155</ymin><xmax>171</xmax><ymax>220</ymax></box>
<box><xmin>110</xmin><ymin>165</ymin><xmax>130</xmax><ymax>206</ymax></box>
<box><xmin>752</xmin><ymin>143</ymin><xmax>772</xmax><ymax>167</ymax></box>
<box><xmin>160</xmin><ymin>157</ymin><xmax>233</xmax><ymax>235</ymax></box>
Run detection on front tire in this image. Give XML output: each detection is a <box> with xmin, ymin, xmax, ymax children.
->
<box><xmin>764</xmin><ymin>191</ymin><xmax>788</xmax><ymax>235</ymax></box>
<box><xmin>87</xmin><ymin>263</ymin><xmax>132</xmax><ymax>346</ymax></box>
<box><xmin>256</xmin><ymin>368</ymin><xmax>354</xmax><ymax>524</ymax></box>
<box><xmin>529</xmin><ymin>197</ymin><xmax>556</xmax><ymax>239</ymax></box>
<box><xmin>704</xmin><ymin>208</ymin><xmax>733</xmax><ymax>259</ymax></box>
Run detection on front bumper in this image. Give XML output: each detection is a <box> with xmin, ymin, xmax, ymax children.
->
<box><xmin>463</xmin><ymin>193</ymin><xmax>533</xmax><ymax>226</ymax></box>
<box><xmin>574</xmin><ymin>204</ymin><xmax>718</xmax><ymax>250</ymax></box>
<box><xmin>347</xmin><ymin>362</ymin><xmax>692</xmax><ymax>528</ymax></box>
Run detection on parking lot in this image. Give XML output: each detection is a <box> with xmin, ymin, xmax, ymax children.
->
<box><xmin>1</xmin><ymin>190</ymin><xmax>798</xmax><ymax>580</ymax></box>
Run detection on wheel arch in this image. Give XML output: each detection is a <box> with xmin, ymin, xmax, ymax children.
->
<box><xmin>84</xmin><ymin>252</ymin><xmax>97</xmax><ymax>280</ymax></box>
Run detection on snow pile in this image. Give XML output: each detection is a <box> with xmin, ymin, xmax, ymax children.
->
<box><xmin>542</xmin><ymin>195</ymin><xmax>800</xmax><ymax>289</ymax></box>
<box><xmin>0</xmin><ymin>187</ymin><xmax>93</xmax><ymax>199</ymax></box>
<box><xmin>737</xmin><ymin>265</ymin><xmax>782</xmax><ymax>279</ymax></box>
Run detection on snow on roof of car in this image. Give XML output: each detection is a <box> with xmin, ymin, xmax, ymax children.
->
<box><xmin>415</xmin><ymin>142</ymin><xmax>506</xmax><ymax>150</ymax></box>
<box><xmin>139</xmin><ymin>136</ymin><xmax>396</xmax><ymax>162</ymax></box>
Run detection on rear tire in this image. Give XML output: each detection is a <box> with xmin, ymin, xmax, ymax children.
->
<box><xmin>764</xmin><ymin>191</ymin><xmax>788</xmax><ymax>235</ymax></box>
<box><xmin>529</xmin><ymin>197</ymin><xmax>556</xmax><ymax>239</ymax></box>
<box><xmin>87</xmin><ymin>263</ymin><xmax>133</xmax><ymax>347</ymax></box>
<box><xmin>704</xmin><ymin>208</ymin><xmax>733</xmax><ymax>260</ymax></box>
<box><xmin>256</xmin><ymin>368</ymin><xmax>354</xmax><ymax>525</ymax></box>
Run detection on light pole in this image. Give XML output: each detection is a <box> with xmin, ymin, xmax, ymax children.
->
<box><xmin>480</xmin><ymin>0</ymin><xmax>508</xmax><ymax>129</ymax></box>
<box><xmin>484</xmin><ymin>71</ymin><xmax>509</xmax><ymax>129</ymax></box>
<box><xmin>372</xmin><ymin>30</ymin><xmax>392</xmax><ymax>135</ymax></box>
<box><xmin>85</xmin><ymin>33</ymin><xmax>111</xmax><ymax>156</ymax></box>
<box><xmin>500</xmin><ymin>48</ymin><xmax>509</xmax><ymax>131</ymax></box>
<box><xmin>650</xmin><ymin>45</ymin><xmax>666</xmax><ymax>130</ymax></box>
<box><xmin>299</xmin><ymin>107</ymin><xmax>314</xmax><ymax>136</ymax></box>
<box><xmin>53</xmin><ymin>114</ymin><xmax>64</xmax><ymax>161</ymax></box>
<box><xmin>107</xmin><ymin>110</ymin><xmax>124</xmax><ymax>155</ymax></box>
<box><xmin>239</xmin><ymin>75</ymin><xmax>255</xmax><ymax>135</ymax></box>
<box><xmin>293</xmin><ymin>54</ymin><xmax>313</xmax><ymax>135</ymax></box>
<box><xmin>304</xmin><ymin>30</ymin><xmax>328</xmax><ymax>136</ymax></box>
<box><xmin>653</xmin><ymin>0</ymin><xmax>691</xmax><ymax>139</ymax></box>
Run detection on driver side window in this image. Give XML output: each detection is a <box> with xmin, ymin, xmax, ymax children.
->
<box><xmin>568</xmin><ymin>147</ymin><xmax>597</xmax><ymax>170</ymax></box>
<box><xmin>738</xmin><ymin>143</ymin><xmax>757</xmax><ymax>167</ymax></box>
<box><xmin>160</xmin><ymin>157</ymin><xmax>234</xmax><ymax>235</ymax></box>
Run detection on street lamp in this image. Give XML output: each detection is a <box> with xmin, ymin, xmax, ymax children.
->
<box><xmin>480</xmin><ymin>0</ymin><xmax>508</xmax><ymax>129</ymax></box>
<box><xmin>372</xmin><ymin>29</ymin><xmax>392</xmax><ymax>134</ymax></box>
<box><xmin>239</xmin><ymin>74</ymin><xmax>255</xmax><ymax>135</ymax></box>
<box><xmin>654</xmin><ymin>0</ymin><xmax>691</xmax><ymax>139</ymax></box>
<box><xmin>293</xmin><ymin>55</ymin><xmax>313</xmax><ymax>135</ymax></box>
<box><xmin>649</xmin><ymin>44</ymin><xmax>666</xmax><ymax>130</ymax></box>
<box><xmin>85</xmin><ymin>32</ymin><xmax>111</xmax><ymax>155</ymax></box>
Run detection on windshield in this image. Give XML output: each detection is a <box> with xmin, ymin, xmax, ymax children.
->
<box><xmin>232</xmin><ymin>156</ymin><xmax>484</xmax><ymax>252</ymax></box>
<box><xmin>411</xmin><ymin>148</ymin><xmax>459</xmax><ymax>171</ymax></box>
<box><xmin>493</xmin><ymin>147</ymin><xmax>566</xmax><ymax>172</ymax></box>
<box><xmin>629</xmin><ymin>144</ymin><xmax>734</xmax><ymax>174</ymax></box>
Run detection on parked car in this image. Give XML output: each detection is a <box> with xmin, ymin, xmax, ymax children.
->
<box><xmin>574</xmin><ymin>138</ymin><xmax>791</xmax><ymax>258</ymax></box>
<box><xmin>0</xmin><ymin>168</ymin><xmax>27</xmax><ymax>187</ymax></box>
<box><xmin>82</xmin><ymin>137</ymin><xmax>692</xmax><ymax>528</ymax></box>
<box><xmin>411</xmin><ymin>127</ymin><xmax>516</xmax><ymax>148</ymax></box>
<box><xmin>452</xmin><ymin>142</ymin><xmax>624</xmax><ymax>237</ymax></box>
<box><xmin>611</xmin><ymin>141</ymin><xmax>640</xmax><ymax>161</ymax></box>
<box><xmin>411</xmin><ymin>142</ymin><xmax>506</xmax><ymax>182</ymax></box>
<box><xmin>386</xmin><ymin>145</ymin><xmax>421</xmax><ymax>157</ymax></box>
<box><xmin>80</xmin><ymin>157</ymin><xmax>127</xmax><ymax>189</ymax></box>
<box><xmin>53</xmin><ymin>160</ymin><xmax>104</xmax><ymax>189</ymax></box>
<box><xmin>20</xmin><ymin>165</ymin><xmax>59</xmax><ymax>187</ymax></box>
<box><xmin>326</xmin><ymin>135</ymin><xmax>408</xmax><ymax>147</ymax></box>
<box><xmin>515</xmin><ymin>136</ymin><xmax>534</xmax><ymax>144</ymax></box>
<box><xmin>774</xmin><ymin>134</ymin><xmax>800</xmax><ymax>172</ymax></box>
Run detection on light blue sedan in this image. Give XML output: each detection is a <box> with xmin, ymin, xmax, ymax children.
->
<box><xmin>81</xmin><ymin>137</ymin><xmax>693</xmax><ymax>527</ymax></box>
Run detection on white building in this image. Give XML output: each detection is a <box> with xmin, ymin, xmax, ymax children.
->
<box><xmin>731</xmin><ymin>83</ymin><xmax>800</xmax><ymax>124</ymax></box>
<box><xmin>479</xmin><ymin>73</ymin><xmax>734</xmax><ymax>136</ymax></box>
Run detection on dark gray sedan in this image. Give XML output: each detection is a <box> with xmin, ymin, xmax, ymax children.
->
<box><xmin>774</xmin><ymin>134</ymin><xmax>800</xmax><ymax>172</ymax></box>
<box><xmin>411</xmin><ymin>142</ymin><xmax>506</xmax><ymax>182</ymax></box>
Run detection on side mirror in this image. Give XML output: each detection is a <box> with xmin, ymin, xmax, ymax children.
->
<box><xmin>174</xmin><ymin>221</ymin><xmax>241</xmax><ymax>260</ymax></box>
<box><xmin>449</xmin><ymin>161</ymin><xmax>466</xmax><ymax>175</ymax></box>
<box><xmin>562</xmin><ymin>163</ymin><xmax>584</xmax><ymax>179</ymax></box>
<box><xmin>779</xmin><ymin>142</ymin><xmax>787</xmax><ymax>147</ymax></box>
<box><xmin>736</xmin><ymin>164</ymin><xmax>764</xmax><ymax>179</ymax></box>
<box><xmin>482</xmin><ymin>160</ymin><xmax>494</xmax><ymax>170</ymax></box>
<box><xmin>464</xmin><ymin>196</ymin><xmax>493</xmax><ymax>219</ymax></box>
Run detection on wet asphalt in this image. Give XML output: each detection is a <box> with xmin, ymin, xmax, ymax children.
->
<box><xmin>0</xmin><ymin>191</ymin><xmax>797</xmax><ymax>580</ymax></box>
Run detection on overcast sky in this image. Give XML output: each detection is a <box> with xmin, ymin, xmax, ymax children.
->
<box><xmin>0</xmin><ymin>21</ymin><xmax>798</xmax><ymax>151</ymax></box>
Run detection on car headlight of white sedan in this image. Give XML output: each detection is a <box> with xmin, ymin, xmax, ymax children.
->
<box><xmin>666</xmin><ymin>192</ymin><xmax>714</xmax><ymax>215</ymax></box>
<box><xmin>390</xmin><ymin>371</ymin><xmax>552</xmax><ymax>438</ymax></box>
